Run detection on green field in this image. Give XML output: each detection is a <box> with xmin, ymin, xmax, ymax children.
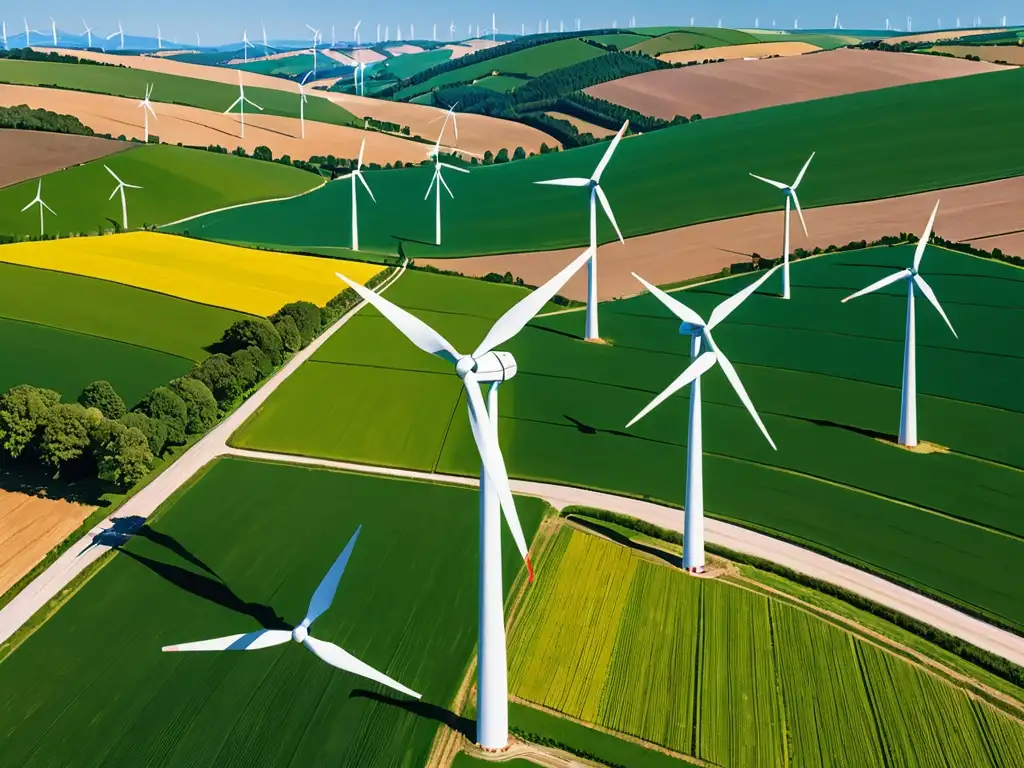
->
<box><xmin>474</xmin><ymin>74</ymin><xmax>532</xmax><ymax>92</ymax></box>
<box><xmin>394</xmin><ymin>38</ymin><xmax>608</xmax><ymax>99</ymax></box>
<box><xmin>171</xmin><ymin>68</ymin><xmax>1024</xmax><ymax>259</ymax></box>
<box><xmin>751</xmin><ymin>31</ymin><xmax>859</xmax><ymax>49</ymax></box>
<box><xmin>380</xmin><ymin>48</ymin><xmax>454</xmax><ymax>80</ymax></box>
<box><xmin>508</xmin><ymin>525</ymin><xmax>1024</xmax><ymax>767</ymax></box>
<box><xmin>452</xmin><ymin>756</ymin><xmax>539</xmax><ymax>768</ymax></box>
<box><xmin>227</xmin><ymin>251</ymin><xmax>1024</xmax><ymax>631</ymax></box>
<box><xmin>583</xmin><ymin>33</ymin><xmax>653</xmax><ymax>48</ymax></box>
<box><xmin>627</xmin><ymin>28</ymin><xmax>760</xmax><ymax>55</ymax></box>
<box><xmin>233</xmin><ymin>53</ymin><xmax>317</xmax><ymax>77</ymax></box>
<box><xmin>0</xmin><ymin>457</ymin><xmax>547</xmax><ymax>767</ymax></box>
<box><xmin>0</xmin><ymin>59</ymin><xmax>358</xmax><ymax>127</ymax></box>
<box><xmin>0</xmin><ymin>143</ymin><xmax>320</xmax><ymax>237</ymax></box>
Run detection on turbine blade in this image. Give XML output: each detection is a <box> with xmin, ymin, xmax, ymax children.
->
<box><xmin>146</xmin><ymin>102</ymin><xmax>157</xmax><ymax>118</ymax></box>
<box><xmin>708</xmin><ymin>264</ymin><xmax>780</xmax><ymax>330</ymax></box>
<box><xmin>841</xmin><ymin>269</ymin><xmax>911</xmax><ymax>303</ymax></box>
<box><xmin>244</xmin><ymin>98</ymin><xmax>264</xmax><ymax>111</ymax></box>
<box><xmin>438</xmin><ymin>162</ymin><xmax>470</xmax><ymax>173</ymax></box>
<box><xmin>913</xmin><ymin>274</ymin><xmax>957</xmax><ymax>338</ymax></box>
<box><xmin>335</xmin><ymin>272</ymin><xmax>460</xmax><ymax>363</ymax></box>
<box><xmin>124</xmin><ymin>183</ymin><xmax>143</xmax><ymax>190</ymax></box>
<box><xmin>792</xmin><ymin>151</ymin><xmax>815</xmax><ymax>188</ymax></box>
<box><xmin>303</xmin><ymin>636</ymin><xmax>421</xmax><ymax>698</ymax></box>
<box><xmin>109</xmin><ymin>186</ymin><xmax>120</xmax><ymax>200</ymax></box>
<box><xmin>749</xmin><ymin>173</ymin><xmax>788</xmax><ymax>190</ymax></box>
<box><xmin>20</xmin><ymin>199</ymin><xmax>34</xmax><ymax>213</ymax></box>
<box><xmin>357</xmin><ymin>138</ymin><xmax>365</xmax><ymax>169</ymax></box>
<box><xmin>357</xmin><ymin>172</ymin><xmax>376</xmax><ymax>202</ymax></box>
<box><xmin>163</xmin><ymin>630</ymin><xmax>290</xmax><ymax>652</ymax></box>
<box><xmin>534</xmin><ymin>177</ymin><xmax>589</xmax><ymax>187</ymax></box>
<box><xmin>592</xmin><ymin>120</ymin><xmax>628</xmax><ymax>182</ymax></box>
<box><xmin>626</xmin><ymin>351</ymin><xmax>717</xmax><ymax>428</ymax></box>
<box><xmin>475</xmin><ymin>247</ymin><xmax>594</xmax><ymax>356</ymax></box>
<box><xmin>790</xmin><ymin>190</ymin><xmax>808</xmax><ymax>237</ymax></box>
<box><xmin>438</xmin><ymin>172</ymin><xmax>454</xmax><ymax>199</ymax></box>
<box><xmin>302</xmin><ymin>526</ymin><xmax>360</xmax><ymax>628</ymax></box>
<box><xmin>224</xmin><ymin>98</ymin><xmax>243</xmax><ymax>114</ymax></box>
<box><xmin>104</xmin><ymin>164</ymin><xmax>122</xmax><ymax>184</ymax></box>
<box><xmin>424</xmin><ymin>174</ymin><xmax>437</xmax><ymax>200</ymax></box>
<box><xmin>41</xmin><ymin>201</ymin><xmax>56</xmax><ymax>215</ymax></box>
<box><xmin>632</xmin><ymin>273</ymin><xmax>705</xmax><ymax>327</ymax></box>
<box><xmin>710</xmin><ymin>340</ymin><xmax>776</xmax><ymax>450</ymax></box>
<box><xmin>595</xmin><ymin>185</ymin><xmax>623</xmax><ymax>243</ymax></box>
<box><xmin>914</xmin><ymin>200</ymin><xmax>940</xmax><ymax>272</ymax></box>
<box><xmin>463</xmin><ymin>375</ymin><xmax>532</xmax><ymax>576</ymax></box>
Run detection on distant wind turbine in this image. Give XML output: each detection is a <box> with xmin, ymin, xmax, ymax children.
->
<box><xmin>492</xmin><ymin>12</ymin><xmax>497</xmax><ymax>41</ymax></box>
<box><xmin>338</xmin><ymin>139</ymin><xmax>375</xmax><ymax>251</ymax></box>
<box><xmin>81</xmin><ymin>19</ymin><xmax>99</xmax><ymax>48</ymax></box>
<box><xmin>164</xmin><ymin>526</ymin><xmax>421</xmax><ymax>700</ymax></box>
<box><xmin>2</xmin><ymin>21</ymin><xmax>7</xmax><ymax>50</ymax></box>
<box><xmin>331</xmin><ymin>25</ymin><xmax>335</xmax><ymax>46</ymax></box>
<box><xmin>242</xmin><ymin>29</ymin><xmax>254</xmax><ymax>62</ymax></box>
<box><xmin>841</xmin><ymin>201</ymin><xmax>956</xmax><ymax>448</ymax></box>
<box><xmin>354</xmin><ymin>19</ymin><xmax>362</xmax><ymax>44</ymax></box>
<box><xmin>138</xmin><ymin>83</ymin><xmax>157</xmax><ymax>142</ymax></box>
<box><xmin>306</xmin><ymin>24</ymin><xmax>321</xmax><ymax>74</ymax></box>
<box><xmin>21</xmin><ymin>180</ymin><xmax>56</xmax><ymax>236</ymax></box>
<box><xmin>261</xmin><ymin>22</ymin><xmax>269</xmax><ymax>50</ymax></box>
<box><xmin>449</xmin><ymin>20</ymin><xmax>455</xmax><ymax>40</ymax></box>
<box><xmin>104</xmin><ymin>165</ymin><xmax>142</xmax><ymax>230</ymax></box>
<box><xmin>49</xmin><ymin>16</ymin><xmax>57</xmax><ymax>46</ymax></box>
<box><xmin>106</xmin><ymin>19</ymin><xmax>124</xmax><ymax>49</ymax></box>
<box><xmin>297</xmin><ymin>71</ymin><xmax>311</xmax><ymax>138</ymax></box>
<box><xmin>433</xmin><ymin>22</ymin><xmax>437</xmax><ymax>41</ymax></box>
<box><xmin>224</xmin><ymin>71</ymin><xmax>263</xmax><ymax>138</ymax></box>
<box><xmin>157</xmin><ymin>24</ymin><xmax>163</xmax><ymax>49</ymax></box>
<box><xmin>425</xmin><ymin>126</ymin><xmax>469</xmax><ymax>245</ymax></box>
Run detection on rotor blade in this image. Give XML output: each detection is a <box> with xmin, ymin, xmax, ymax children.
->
<box><xmin>710</xmin><ymin>341</ymin><xmax>776</xmax><ymax>450</ymax></box>
<box><xmin>357</xmin><ymin>138</ymin><xmax>365</xmax><ymax>169</ymax></box>
<box><xmin>302</xmin><ymin>526</ymin><xmax>360</xmax><ymax>628</ymax></box>
<box><xmin>41</xmin><ymin>201</ymin><xmax>56</xmax><ymax>215</ymax></box>
<box><xmin>534</xmin><ymin>177</ymin><xmax>589</xmax><ymax>187</ymax></box>
<box><xmin>103</xmin><ymin>164</ymin><xmax>122</xmax><ymax>185</ymax></box>
<box><xmin>438</xmin><ymin>171</ymin><xmax>454</xmax><ymax>199</ymax></box>
<box><xmin>914</xmin><ymin>199</ymin><xmax>940</xmax><ymax>272</ymax></box>
<box><xmin>592</xmin><ymin>120</ymin><xmax>628</xmax><ymax>182</ymax></box>
<box><xmin>20</xmin><ymin>199</ymin><xmax>34</xmax><ymax>213</ymax></box>
<box><xmin>108</xmin><ymin>186</ymin><xmax>120</xmax><ymax>200</ymax></box>
<box><xmin>475</xmin><ymin>247</ymin><xmax>594</xmax><ymax>357</ymax></box>
<box><xmin>163</xmin><ymin>630</ymin><xmax>290</xmax><ymax>652</ymax></box>
<box><xmin>224</xmin><ymin>97</ymin><xmax>243</xmax><ymax>113</ymax></box>
<box><xmin>335</xmin><ymin>272</ymin><xmax>460</xmax><ymax>363</ymax></box>
<box><xmin>124</xmin><ymin>183</ymin><xmax>143</xmax><ymax>190</ymax></box>
<box><xmin>303</xmin><ymin>636</ymin><xmax>421</xmax><ymax>699</ymax></box>
<box><xmin>424</xmin><ymin>174</ymin><xmax>437</xmax><ymax>200</ymax></box>
<box><xmin>595</xmin><ymin>185</ymin><xmax>623</xmax><ymax>243</ymax></box>
<box><xmin>707</xmin><ymin>264</ymin><xmax>780</xmax><ymax>331</ymax></box>
<box><xmin>243</xmin><ymin>98</ymin><xmax>264</xmax><ymax>111</ymax></box>
<box><xmin>841</xmin><ymin>269</ymin><xmax>911</xmax><ymax>303</ymax></box>
<box><xmin>913</xmin><ymin>274</ymin><xmax>957</xmax><ymax>338</ymax></box>
<box><xmin>792</xmin><ymin>151</ymin><xmax>815</xmax><ymax>189</ymax></box>
<box><xmin>790</xmin><ymin>190</ymin><xmax>808</xmax><ymax>237</ymax></box>
<box><xmin>301</xmin><ymin>70</ymin><xmax>313</xmax><ymax>85</ymax></box>
<box><xmin>356</xmin><ymin>172</ymin><xmax>376</xmax><ymax>202</ymax></box>
<box><xmin>625</xmin><ymin>351</ymin><xmax>717</xmax><ymax>429</ymax></box>
<box><xmin>438</xmin><ymin>162</ymin><xmax>470</xmax><ymax>174</ymax></box>
<box><xmin>146</xmin><ymin>102</ymin><xmax>157</xmax><ymax>118</ymax></box>
<box><xmin>632</xmin><ymin>273</ymin><xmax>706</xmax><ymax>327</ymax></box>
<box><xmin>463</xmin><ymin>376</ymin><xmax>532</xmax><ymax>576</ymax></box>
<box><xmin>749</xmin><ymin>173</ymin><xmax>788</xmax><ymax>191</ymax></box>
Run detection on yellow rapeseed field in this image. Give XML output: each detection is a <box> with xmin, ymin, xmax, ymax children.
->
<box><xmin>0</xmin><ymin>232</ymin><xmax>383</xmax><ymax>316</ymax></box>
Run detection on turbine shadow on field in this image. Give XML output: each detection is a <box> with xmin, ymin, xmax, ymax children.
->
<box><xmin>801</xmin><ymin>417</ymin><xmax>897</xmax><ymax>444</ymax></box>
<box><xmin>564</xmin><ymin>414</ymin><xmax>633</xmax><ymax>439</ymax></box>
<box><xmin>571</xmin><ymin>517</ymin><xmax>680</xmax><ymax>569</ymax></box>
<box><xmin>349</xmin><ymin>689</ymin><xmax>475</xmax><ymax>739</ymax></box>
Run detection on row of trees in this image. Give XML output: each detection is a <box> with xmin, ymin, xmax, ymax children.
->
<box><xmin>0</xmin><ymin>104</ymin><xmax>97</xmax><ymax>136</ymax></box>
<box><xmin>0</xmin><ymin>47</ymin><xmax>119</xmax><ymax>67</ymax></box>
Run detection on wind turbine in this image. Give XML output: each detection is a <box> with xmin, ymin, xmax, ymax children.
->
<box><xmin>242</xmin><ymin>29</ymin><xmax>254</xmax><ymax>61</ymax></box>
<box><xmin>81</xmin><ymin>19</ymin><xmax>99</xmax><ymax>48</ymax></box>
<box><xmin>306</xmin><ymin>24</ymin><xmax>321</xmax><ymax>74</ymax></box>
<box><xmin>534</xmin><ymin>121</ymin><xmax>628</xmax><ymax>341</ymax></box>
<box><xmin>834</xmin><ymin>14</ymin><xmax>842</xmax><ymax>29</ymax></box>
<box><xmin>626</xmin><ymin>267</ymin><xmax>780</xmax><ymax>572</ymax></box>
<box><xmin>163</xmin><ymin>527</ymin><xmax>421</xmax><ymax>699</ymax></box>
<box><xmin>138</xmin><ymin>83</ymin><xmax>157</xmax><ymax>142</ymax></box>
<box><xmin>21</xmin><ymin>180</ymin><xmax>56</xmax><ymax>236</ymax></box>
<box><xmin>2</xmin><ymin>21</ymin><xmax>6</xmax><ymax>50</ymax></box>
<box><xmin>841</xmin><ymin>201</ymin><xmax>956</xmax><ymax>448</ymax></box>
<box><xmin>434</xmin><ymin>22</ymin><xmax>437</xmax><ymax>41</ymax></box>
<box><xmin>749</xmin><ymin>152</ymin><xmax>815</xmax><ymax>300</ymax></box>
<box><xmin>261</xmin><ymin>22</ymin><xmax>269</xmax><ymax>50</ymax></box>
<box><xmin>449</xmin><ymin>20</ymin><xmax>455</xmax><ymax>39</ymax></box>
<box><xmin>157</xmin><ymin>24</ymin><xmax>163</xmax><ymax>49</ymax></box>
<box><xmin>425</xmin><ymin>131</ymin><xmax>469</xmax><ymax>246</ymax></box>
<box><xmin>224</xmin><ymin>71</ymin><xmax>263</xmax><ymax>138</ymax></box>
<box><xmin>49</xmin><ymin>17</ymin><xmax>57</xmax><ymax>46</ymax></box>
<box><xmin>354</xmin><ymin>19</ymin><xmax>362</xmax><ymax>44</ymax></box>
<box><xmin>106</xmin><ymin>19</ymin><xmax>124</xmax><ymax>49</ymax></box>
<box><xmin>337</xmin><ymin>139</ymin><xmax>375</xmax><ymax>251</ymax></box>
<box><xmin>104</xmin><ymin>165</ymin><xmax>142</xmax><ymax>230</ymax></box>
<box><xmin>492</xmin><ymin>12</ymin><xmax>497</xmax><ymax>41</ymax></box>
<box><xmin>336</xmin><ymin>246</ymin><xmax>593</xmax><ymax>749</ymax></box>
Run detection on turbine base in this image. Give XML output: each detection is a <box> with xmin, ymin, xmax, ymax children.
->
<box><xmin>685</xmin><ymin>565</ymin><xmax>706</xmax><ymax>575</ymax></box>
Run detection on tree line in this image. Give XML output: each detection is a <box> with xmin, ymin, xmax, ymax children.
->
<box><xmin>0</xmin><ymin>48</ymin><xmax>119</xmax><ymax>67</ymax></box>
<box><xmin>0</xmin><ymin>104</ymin><xmax>96</xmax><ymax>135</ymax></box>
<box><xmin>0</xmin><ymin>268</ymin><xmax>393</xmax><ymax>491</ymax></box>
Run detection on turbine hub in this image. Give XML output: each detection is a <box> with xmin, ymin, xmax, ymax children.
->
<box><xmin>471</xmin><ymin>351</ymin><xmax>517</xmax><ymax>383</ymax></box>
<box><xmin>455</xmin><ymin>356</ymin><xmax>476</xmax><ymax>378</ymax></box>
<box><xmin>292</xmin><ymin>625</ymin><xmax>309</xmax><ymax>643</ymax></box>
<box><xmin>679</xmin><ymin>322</ymin><xmax>704</xmax><ymax>336</ymax></box>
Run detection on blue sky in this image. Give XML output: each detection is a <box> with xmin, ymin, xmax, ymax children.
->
<box><xmin>9</xmin><ymin>1</ymin><xmax>1020</xmax><ymax>45</ymax></box>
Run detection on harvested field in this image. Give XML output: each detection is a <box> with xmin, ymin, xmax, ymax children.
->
<box><xmin>0</xmin><ymin>489</ymin><xmax>94</xmax><ymax>595</ymax></box>
<box><xmin>226</xmin><ymin>49</ymin><xmax>310</xmax><ymax>65</ymax></box>
<box><xmin>0</xmin><ymin>84</ymin><xmax>438</xmax><ymax>165</ymax></box>
<box><xmin>885</xmin><ymin>28</ymin><xmax>1005</xmax><ymax>45</ymax></box>
<box><xmin>332</xmin><ymin>48</ymin><xmax>387</xmax><ymax>65</ymax></box>
<box><xmin>544</xmin><ymin>111</ymin><xmax>615</xmax><ymax>138</ymax></box>
<box><xmin>0</xmin><ymin>128</ymin><xmax>135</xmax><ymax>189</ymax></box>
<box><xmin>385</xmin><ymin>44</ymin><xmax>424</xmax><ymax>55</ymax></box>
<box><xmin>657</xmin><ymin>41</ymin><xmax>819</xmax><ymax>64</ymax></box>
<box><xmin>931</xmin><ymin>44</ymin><xmax>1024</xmax><ymax>65</ymax></box>
<box><xmin>421</xmin><ymin>175</ymin><xmax>1024</xmax><ymax>300</ymax></box>
<box><xmin>588</xmin><ymin>48</ymin><xmax>1005</xmax><ymax>120</ymax></box>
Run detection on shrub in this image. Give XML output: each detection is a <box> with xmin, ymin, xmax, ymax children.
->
<box><xmin>137</xmin><ymin>387</ymin><xmax>188</xmax><ymax>446</ymax></box>
<box><xmin>229</xmin><ymin>348</ymin><xmax>261</xmax><ymax>391</ymax></box>
<box><xmin>273</xmin><ymin>315</ymin><xmax>302</xmax><ymax>353</ymax></box>
<box><xmin>222</xmin><ymin>317</ymin><xmax>284</xmax><ymax>365</ymax></box>
<box><xmin>98</xmin><ymin>426</ymin><xmax>153</xmax><ymax>489</ymax></box>
<box><xmin>271</xmin><ymin>301</ymin><xmax>322</xmax><ymax>346</ymax></box>
<box><xmin>119</xmin><ymin>412</ymin><xmax>168</xmax><ymax>456</ymax></box>
<box><xmin>188</xmin><ymin>353</ymin><xmax>242</xmax><ymax>405</ymax></box>
<box><xmin>39</xmin><ymin>403</ymin><xmax>92</xmax><ymax>470</ymax></box>
<box><xmin>168</xmin><ymin>378</ymin><xmax>218</xmax><ymax>434</ymax></box>
<box><xmin>77</xmin><ymin>380</ymin><xmax>126</xmax><ymax>419</ymax></box>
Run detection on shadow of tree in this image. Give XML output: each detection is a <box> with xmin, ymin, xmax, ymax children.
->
<box><xmin>0</xmin><ymin>458</ymin><xmax>114</xmax><ymax>507</ymax></box>
<box><xmin>570</xmin><ymin>516</ymin><xmax>680</xmax><ymax>569</ymax></box>
<box><xmin>349</xmin><ymin>688</ymin><xmax>475</xmax><ymax>740</ymax></box>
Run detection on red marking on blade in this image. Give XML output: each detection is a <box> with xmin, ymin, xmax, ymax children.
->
<box><xmin>526</xmin><ymin>555</ymin><xmax>534</xmax><ymax>583</ymax></box>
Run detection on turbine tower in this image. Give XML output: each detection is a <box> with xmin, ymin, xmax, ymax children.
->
<box><xmin>224</xmin><ymin>71</ymin><xmax>263</xmax><ymax>138</ymax></box>
<box><xmin>49</xmin><ymin>17</ymin><xmax>57</xmax><ymax>46</ymax></box>
<box><xmin>354</xmin><ymin>19</ymin><xmax>362</xmax><ymax>44</ymax></box>
<box><xmin>749</xmin><ymin>152</ymin><xmax>815</xmax><ymax>300</ymax></box>
<box><xmin>297</xmin><ymin>71</ymin><xmax>311</xmax><ymax>138</ymax></box>
<box><xmin>425</xmin><ymin>128</ymin><xmax>469</xmax><ymax>246</ymax></box>
<box><xmin>535</xmin><ymin>121</ymin><xmax>628</xmax><ymax>341</ymax></box>
<box><xmin>2</xmin><ymin>21</ymin><xmax>7</xmax><ymax>50</ymax></box>
<box><xmin>157</xmin><ymin>24</ymin><xmax>163</xmax><ymax>49</ymax></box>
<box><xmin>626</xmin><ymin>266</ymin><xmax>780</xmax><ymax>572</ymax></box>
<box><xmin>21</xmin><ymin>180</ymin><xmax>56</xmax><ymax>236</ymax></box>
<box><xmin>137</xmin><ymin>83</ymin><xmax>157</xmax><ymax>142</ymax></box>
<box><xmin>336</xmin><ymin>246</ymin><xmax>593</xmax><ymax>749</ymax></box>
<box><xmin>242</xmin><ymin>29</ymin><xmax>254</xmax><ymax>61</ymax></box>
<box><xmin>841</xmin><ymin>201</ymin><xmax>956</xmax><ymax>447</ymax></box>
<box><xmin>338</xmin><ymin>139</ymin><xmax>375</xmax><ymax>251</ymax></box>
<box><xmin>104</xmin><ymin>165</ymin><xmax>142</xmax><ymax>230</ymax></box>
<box><xmin>306</xmin><ymin>24</ymin><xmax>321</xmax><ymax>74</ymax></box>
<box><xmin>164</xmin><ymin>527</ymin><xmax>421</xmax><ymax>699</ymax></box>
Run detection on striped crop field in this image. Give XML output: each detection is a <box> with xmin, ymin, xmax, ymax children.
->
<box><xmin>507</xmin><ymin>524</ymin><xmax>1024</xmax><ymax>768</ymax></box>
<box><xmin>0</xmin><ymin>232</ymin><xmax>382</xmax><ymax>316</ymax></box>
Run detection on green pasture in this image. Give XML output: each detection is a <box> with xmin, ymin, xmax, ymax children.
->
<box><xmin>583</xmin><ymin>33</ymin><xmax>653</xmax><ymax>48</ymax></box>
<box><xmin>170</xmin><ymin>68</ymin><xmax>1024</xmax><ymax>259</ymax></box>
<box><xmin>508</xmin><ymin>526</ymin><xmax>1024</xmax><ymax>767</ymax></box>
<box><xmin>0</xmin><ymin>59</ymin><xmax>359</xmax><ymax>127</ymax></box>
<box><xmin>0</xmin><ymin>143</ymin><xmax>320</xmax><ymax>237</ymax></box>
<box><xmin>233</xmin><ymin>53</ymin><xmax>316</xmax><ymax>77</ymax></box>
<box><xmin>627</xmin><ymin>28</ymin><xmax>760</xmax><ymax>55</ymax></box>
<box><xmin>452</xmin><ymin>756</ymin><xmax>539</xmax><ymax>768</ymax></box>
<box><xmin>0</xmin><ymin>457</ymin><xmax>546</xmax><ymax>767</ymax></box>
<box><xmin>474</xmin><ymin>74</ymin><xmax>531</xmax><ymax>92</ymax></box>
<box><xmin>750</xmin><ymin>32</ymin><xmax>859</xmax><ymax>49</ymax></box>
<box><xmin>394</xmin><ymin>38</ymin><xmax>607</xmax><ymax>99</ymax></box>
<box><xmin>380</xmin><ymin>48</ymin><xmax>453</xmax><ymax>80</ymax></box>
<box><xmin>229</xmin><ymin>253</ymin><xmax>1024</xmax><ymax>630</ymax></box>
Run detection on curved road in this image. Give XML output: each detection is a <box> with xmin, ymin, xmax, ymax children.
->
<box><xmin>2</xmin><ymin>261</ymin><xmax>1023</xmax><ymax>671</ymax></box>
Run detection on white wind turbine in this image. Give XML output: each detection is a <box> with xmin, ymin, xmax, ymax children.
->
<box><xmin>157</xmin><ymin>24</ymin><xmax>163</xmax><ymax>49</ymax></box>
<box><xmin>224</xmin><ymin>71</ymin><xmax>262</xmax><ymax>138</ymax></box>
<box><xmin>425</xmin><ymin>130</ymin><xmax>468</xmax><ymax>246</ymax></box>
<box><xmin>841</xmin><ymin>201</ymin><xmax>956</xmax><ymax>448</ymax></box>
<box><xmin>2</xmin><ymin>21</ymin><xmax>7</xmax><ymax>50</ymax></box>
<box><xmin>82</xmin><ymin>19</ymin><xmax>99</xmax><ymax>48</ymax></box>
<box><xmin>261</xmin><ymin>22</ymin><xmax>269</xmax><ymax>50</ymax></box>
<box><xmin>138</xmin><ymin>83</ymin><xmax>157</xmax><ymax>141</ymax></box>
<box><xmin>21</xmin><ymin>180</ymin><xmax>56</xmax><ymax>236</ymax></box>
<box><xmin>106</xmin><ymin>19</ymin><xmax>124</xmax><ymax>49</ymax></box>
<box><xmin>336</xmin><ymin>246</ymin><xmax>594</xmax><ymax>749</ymax></box>
<box><xmin>338</xmin><ymin>139</ymin><xmax>375</xmax><ymax>251</ymax></box>
<box><xmin>242</xmin><ymin>29</ymin><xmax>254</xmax><ymax>61</ymax></box>
<box><xmin>353</xmin><ymin>19</ymin><xmax>362</xmax><ymax>44</ymax></box>
<box><xmin>449</xmin><ymin>20</ymin><xmax>456</xmax><ymax>39</ymax></box>
<box><xmin>535</xmin><ymin>121</ymin><xmax>628</xmax><ymax>341</ymax></box>
<box><xmin>49</xmin><ymin>17</ymin><xmax>58</xmax><ymax>46</ymax></box>
<box><xmin>104</xmin><ymin>165</ymin><xmax>142</xmax><ymax>230</ymax></box>
<box><xmin>749</xmin><ymin>152</ymin><xmax>815</xmax><ymax>300</ymax></box>
<box><xmin>23</xmin><ymin>18</ymin><xmax>41</xmax><ymax>48</ymax></box>
<box><xmin>297</xmin><ymin>71</ymin><xmax>312</xmax><ymax>137</ymax></box>
<box><xmin>163</xmin><ymin>526</ymin><xmax>421</xmax><ymax>699</ymax></box>
<box><xmin>306</xmin><ymin>24</ymin><xmax>321</xmax><ymax>74</ymax></box>
<box><xmin>626</xmin><ymin>266</ymin><xmax>781</xmax><ymax>572</ymax></box>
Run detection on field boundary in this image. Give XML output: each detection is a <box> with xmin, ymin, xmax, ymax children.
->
<box><xmin>159</xmin><ymin>175</ymin><xmax>328</xmax><ymax>228</ymax></box>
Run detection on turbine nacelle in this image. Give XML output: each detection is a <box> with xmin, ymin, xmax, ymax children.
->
<box><xmin>678</xmin><ymin>321</ymin><xmax>705</xmax><ymax>336</ymax></box>
<box><xmin>291</xmin><ymin>625</ymin><xmax>309</xmax><ymax>643</ymax></box>
<box><xmin>457</xmin><ymin>351</ymin><xmax>517</xmax><ymax>383</ymax></box>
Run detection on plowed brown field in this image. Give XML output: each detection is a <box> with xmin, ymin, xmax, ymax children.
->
<box><xmin>0</xmin><ymin>128</ymin><xmax>135</xmax><ymax>189</ymax></box>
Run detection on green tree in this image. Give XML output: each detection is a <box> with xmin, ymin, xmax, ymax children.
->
<box><xmin>513</xmin><ymin>146</ymin><xmax>526</xmax><ymax>160</ymax></box>
<box><xmin>77</xmin><ymin>380</ymin><xmax>126</xmax><ymax>419</ymax></box>
<box><xmin>246</xmin><ymin>345</ymin><xmax>274</xmax><ymax>377</ymax></box>
<box><xmin>271</xmin><ymin>301</ymin><xmax>322</xmax><ymax>346</ymax></box>
<box><xmin>188</xmin><ymin>354</ymin><xmax>241</xmax><ymax>404</ymax></box>
<box><xmin>483</xmin><ymin>150</ymin><xmax>494</xmax><ymax>165</ymax></box>
<box><xmin>229</xmin><ymin>349</ymin><xmax>261</xmax><ymax>391</ymax></box>
<box><xmin>252</xmin><ymin>145</ymin><xmax>273</xmax><ymax>161</ymax></box>
<box><xmin>495</xmin><ymin>148</ymin><xmax>510</xmax><ymax>163</ymax></box>
<box><xmin>274</xmin><ymin>315</ymin><xmax>302</xmax><ymax>353</ymax></box>
<box><xmin>39</xmin><ymin>403</ymin><xmax>91</xmax><ymax>471</ymax></box>
<box><xmin>169</xmin><ymin>378</ymin><xmax>218</xmax><ymax>434</ymax></box>
<box><xmin>98</xmin><ymin>426</ymin><xmax>153</xmax><ymax>489</ymax></box>
<box><xmin>222</xmin><ymin>318</ymin><xmax>284</xmax><ymax>365</ymax></box>
<box><xmin>0</xmin><ymin>385</ymin><xmax>60</xmax><ymax>459</ymax></box>
<box><xmin>137</xmin><ymin>387</ymin><xmax>188</xmax><ymax>445</ymax></box>
<box><xmin>119</xmin><ymin>412</ymin><xmax>167</xmax><ymax>456</ymax></box>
